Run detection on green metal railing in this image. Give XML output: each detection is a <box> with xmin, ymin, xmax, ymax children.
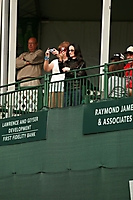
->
<box><xmin>104</xmin><ymin>58</ymin><xmax>133</xmax><ymax>99</ymax></box>
<box><xmin>0</xmin><ymin>59</ymin><xmax>132</xmax><ymax>118</ymax></box>
<box><xmin>0</xmin><ymin>76</ymin><xmax>46</xmax><ymax>118</ymax></box>
<box><xmin>47</xmin><ymin>65</ymin><xmax>102</xmax><ymax>107</ymax></box>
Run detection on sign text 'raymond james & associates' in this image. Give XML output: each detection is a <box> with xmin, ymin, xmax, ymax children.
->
<box><xmin>83</xmin><ymin>97</ymin><xmax>133</xmax><ymax>134</ymax></box>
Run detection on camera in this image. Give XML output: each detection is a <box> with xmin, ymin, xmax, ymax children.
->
<box><xmin>49</xmin><ymin>48</ymin><xmax>55</xmax><ymax>53</ymax></box>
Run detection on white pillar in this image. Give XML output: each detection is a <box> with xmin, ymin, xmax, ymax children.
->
<box><xmin>8</xmin><ymin>0</ymin><xmax>18</xmax><ymax>91</ymax></box>
<box><xmin>0</xmin><ymin>0</ymin><xmax>2</xmax><ymax>35</ymax></box>
<box><xmin>0</xmin><ymin>0</ymin><xmax>3</xmax><ymax>86</ymax></box>
<box><xmin>100</xmin><ymin>0</ymin><xmax>111</xmax><ymax>91</ymax></box>
<box><xmin>1</xmin><ymin>0</ymin><xmax>9</xmax><ymax>92</ymax></box>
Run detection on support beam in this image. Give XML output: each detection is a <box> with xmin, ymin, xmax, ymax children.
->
<box><xmin>0</xmin><ymin>0</ymin><xmax>2</xmax><ymax>35</ymax></box>
<box><xmin>100</xmin><ymin>0</ymin><xmax>111</xmax><ymax>91</ymax></box>
<box><xmin>1</xmin><ymin>0</ymin><xmax>9</xmax><ymax>92</ymax></box>
<box><xmin>8</xmin><ymin>0</ymin><xmax>18</xmax><ymax>91</ymax></box>
<box><xmin>0</xmin><ymin>0</ymin><xmax>3</xmax><ymax>86</ymax></box>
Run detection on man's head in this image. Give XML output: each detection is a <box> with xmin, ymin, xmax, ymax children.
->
<box><xmin>110</xmin><ymin>53</ymin><xmax>124</xmax><ymax>61</ymax></box>
<box><xmin>124</xmin><ymin>46</ymin><xmax>133</xmax><ymax>65</ymax></box>
<box><xmin>109</xmin><ymin>53</ymin><xmax>125</xmax><ymax>76</ymax></box>
<box><xmin>28</xmin><ymin>37</ymin><xmax>38</xmax><ymax>52</ymax></box>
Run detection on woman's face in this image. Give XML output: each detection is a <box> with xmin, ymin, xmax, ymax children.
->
<box><xmin>59</xmin><ymin>47</ymin><xmax>67</xmax><ymax>57</ymax></box>
<box><xmin>126</xmin><ymin>53</ymin><xmax>133</xmax><ymax>65</ymax></box>
<box><xmin>69</xmin><ymin>45</ymin><xmax>75</xmax><ymax>58</ymax></box>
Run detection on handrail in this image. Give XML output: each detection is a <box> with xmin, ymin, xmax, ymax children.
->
<box><xmin>0</xmin><ymin>59</ymin><xmax>132</xmax><ymax>118</ymax></box>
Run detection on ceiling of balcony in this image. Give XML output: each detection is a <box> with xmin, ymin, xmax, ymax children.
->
<box><xmin>18</xmin><ymin>0</ymin><xmax>133</xmax><ymax>21</ymax></box>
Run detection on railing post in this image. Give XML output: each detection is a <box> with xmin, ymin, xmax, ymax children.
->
<box><xmin>104</xmin><ymin>63</ymin><xmax>108</xmax><ymax>99</ymax></box>
<box><xmin>43</xmin><ymin>74</ymin><xmax>49</xmax><ymax>108</ymax></box>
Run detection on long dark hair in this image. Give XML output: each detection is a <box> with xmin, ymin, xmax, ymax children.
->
<box><xmin>67</xmin><ymin>43</ymin><xmax>84</xmax><ymax>63</ymax></box>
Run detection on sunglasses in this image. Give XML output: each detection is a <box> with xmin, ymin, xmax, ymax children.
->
<box><xmin>69</xmin><ymin>49</ymin><xmax>74</xmax><ymax>52</ymax></box>
<box><xmin>59</xmin><ymin>47</ymin><xmax>66</xmax><ymax>52</ymax></box>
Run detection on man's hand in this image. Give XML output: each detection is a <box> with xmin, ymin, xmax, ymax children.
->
<box><xmin>26</xmin><ymin>61</ymin><xmax>30</xmax><ymax>65</ymax></box>
<box><xmin>21</xmin><ymin>57</ymin><xmax>30</xmax><ymax>65</ymax></box>
<box><xmin>21</xmin><ymin>57</ymin><xmax>26</xmax><ymax>61</ymax></box>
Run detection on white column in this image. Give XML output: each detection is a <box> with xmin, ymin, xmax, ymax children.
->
<box><xmin>0</xmin><ymin>0</ymin><xmax>2</xmax><ymax>35</ymax></box>
<box><xmin>1</xmin><ymin>0</ymin><xmax>9</xmax><ymax>92</ymax></box>
<box><xmin>8</xmin><ymin>0</ymin><xmax>18</xmax><ymax>91</ymax></box>
<box><xmin>0</xmin><ymin>0</ymin><xmax>3</xmax><ymax>86</ymax></box>
<box><xmin>100</xmin><ymin>0</ymin><xmax>111</xmax><ymax>91</ymax></box>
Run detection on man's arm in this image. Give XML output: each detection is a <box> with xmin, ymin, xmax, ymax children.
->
<box><xmin>25</xmin><ymin>49</ymin><xmax>44</xmax><ymax>65</ymax></box>
<box><xmin>16</xmin><ymin>53</ymin><xmax>28</xmax><ymax>69</ymax></box>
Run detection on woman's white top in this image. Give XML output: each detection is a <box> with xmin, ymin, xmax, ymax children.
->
<box><xmin>49</xmin><ymin>59</ymin><xmax>65</xmax><ymax>92</ymax></box>
<box><xmin>108</xmin><ymin>76</ymin><xmax>127</xmax><ymax>98</ymax></box>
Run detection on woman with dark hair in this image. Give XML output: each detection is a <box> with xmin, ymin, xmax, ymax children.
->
<box><xmin>108</xmin><ymin>53</ymin><xmax>127</xmax><ymax>98</ymax></box>
<box><xmin>59</xmin><ymin>43</ymin><xmax>87</xmax><ymax>106</ymax></box>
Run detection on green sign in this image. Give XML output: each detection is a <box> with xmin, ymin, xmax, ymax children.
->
<box><xmin>83</xmin><ymin>97</ymin><xmax>133</xmax><ymax>134</ymax></box>
<box><xmin>0</xmin><ymin>111</ymin><xmax>47</xmax><ymax>145</ymax></box>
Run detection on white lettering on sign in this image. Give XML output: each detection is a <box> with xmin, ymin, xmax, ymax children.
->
<box><xmin>2</xmin><ymin>120</ymin><xmax>19</xmax><ymax>128</ymax></box>
<box><xmin>95</xmin><ymin>103</ymin><xmax>133</xmax><ymax>126</ymax></box>
<box><xmin>95</xmin><ymin>103</ymin><xmax>133</xmax><ymax>116</ymax></box>
<box><xmin>102</xmin><ymin>115</ymin><xmax>132</xmax><ymax>126</ymax></box>
<box><xmin>2</xmin><ymin>129</ymin><xmax>38</xmax><ymax>142</ymax></box>
<box><xmin>2</xmin><ymin>135</ymin><xmax>12</xmax><ymax>141</ymax></box>
<box><xmin>19</xmin><ymin>119</ymin><xmax>27</xmax><ymax>124</ymax></box>
<box><xmin>27</xmin><ymin>132</ymin><xmax>36</xmax><ymax>138</ymax></box>
<box><xmin>8</xmin><ymin>125</ymin><xmax>32</xmax><ymax>134</ymax></box>
<box><xmin>12</xmin><ymin>133</ymin><xmax>26</xmax><ymax>140</ymax></box>
<box><xmin>95</xmin><ymin>106</ymin><xmax>120</xmax><ymax>116</ymax></box>
<box><xmin>27</xmin><ymin>116</ymin><xmax>38</xmax><ymax>123</ymax></box>
<box><xmin>121</xmin><ymin>104</ymin><xmax>133</xmax><ymax>113</ymax></box>
<box><xmin>1</xmin><ymin>116</ymin><xmax>38</xmax><ymax>128</ymax></box>
<box><xmin>1</xmin><ymin>114</ymin><xmax>40</xmax><ymax>143</ymax></box>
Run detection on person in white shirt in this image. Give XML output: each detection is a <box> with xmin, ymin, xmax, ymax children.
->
<box><xmin>44</xmin><ymin>41</ymin><xmax>70</xmax><ymax>108</ymax></box>
<box><xmin>108</xmin><ymin>53</ymin><xmax>127</xmax><ymax>98</ymax></box>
